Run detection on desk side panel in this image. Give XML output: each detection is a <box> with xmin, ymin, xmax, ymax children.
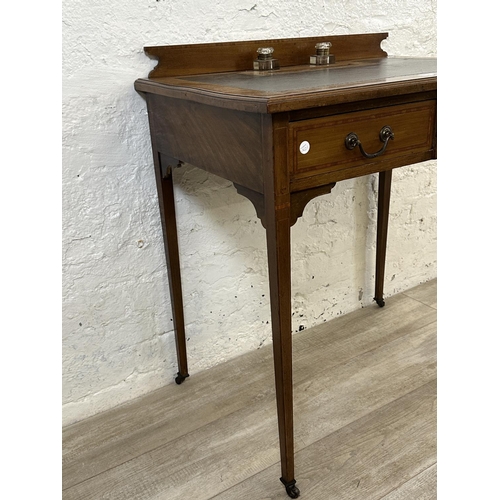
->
<box><xmin>146</xmin><ymin>94</ymin><xmax>264</xmax><ymax>193</ymax></box>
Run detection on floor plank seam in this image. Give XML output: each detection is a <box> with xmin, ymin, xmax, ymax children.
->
<box><xmin>61</xmin><ymin>396</ymin><xmax>257</xmax><ymax>492</ymax></box>
<box><xmin>292</xmin><ymin>377</ymin><xmax>437</xmax><ymax>456</ymax></box>
<box><xmin>300</xmin><ymin>315</ymin><xmax>436</xmax><ymax>380</ymax></box>
<box><xmin>63</xmin><ymin>315</ymin><xmax>436</xmax><ymax>491</ymax></box>
<box><xmin>401</xmin><ymin>280</ymin><xmax>437</xmax><ymax>310</ymax></box>
<box><xmin>204</xmin><ymin>378</ymin><xmax>437</xmax><ymax>500</ymax></box>
<box><xmin>401</xmin><ymin>294</ymin><xmax>437</xmax><ymax>310</ymax></box>
<box><xmin>63</xmin><ymin>374</ymin><xmax>437</xmax><ymax>495</ymax></box>
<box><xmin>376</xmin><ymin>461</ymin><xmax>437</xmax><ymax>500</ymax></box>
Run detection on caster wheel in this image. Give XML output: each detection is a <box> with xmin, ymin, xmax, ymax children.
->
<box><xmin>286</xmin><ymin>484</ymin><xmax>300</xmax><ymax>498</ymax></box>
<box><xmin>281</xmin><ymin>478</ymin><xmax>300</xmax><ymax>498</ymax></box>
<box><xmin>375</xmin><ymin>297</ymin><xmax>385</xmax><ymax>308</ymax></box>
<box><xmin>175</xmin><ymin>372</ymin><xmax>189</xmax><ymax>385</ymax></box>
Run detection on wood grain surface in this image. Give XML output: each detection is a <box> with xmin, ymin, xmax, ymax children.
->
<box><xmin>144</xmin><ymin>33</ymin><xmax>388</xmax><ymax>78</ymax></box>
<box><xmin>147</xmin><ymin>94</ymin><xmax>265</xmax><ymax>193</ymax></box>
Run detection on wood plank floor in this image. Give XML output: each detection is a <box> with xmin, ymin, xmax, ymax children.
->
<box><xmin>62</xmin><ymin>279</ymin><xmax>437</xmax><ymax>500</ymax></box>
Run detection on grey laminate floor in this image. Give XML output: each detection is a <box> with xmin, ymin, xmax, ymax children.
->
<box><xmin>63</xmin><ymin>279</ymin><xmax>437</xmax><ymax>500</ymax></box>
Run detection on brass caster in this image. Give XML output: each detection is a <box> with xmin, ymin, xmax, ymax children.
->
<box><xmin>175</xmin><ymin>372</ymin><xmax>189</xmax><ymax>385</ymax></box>
<box><xmin>281</xmin><ymin>478</ymin><xmax>300</xmax><ymax>498</ymax></box>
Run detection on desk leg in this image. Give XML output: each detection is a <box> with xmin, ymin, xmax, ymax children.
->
<box><xmin>374</xmin><ymin>169</ymin><xmax>393</xmax><ymax>308</ymax></box>
<box><xmin>265</xmin><ymin>203</ymin><xmax>300</xmax><ymax>499</ymax></box>
<box><xmin>153</xmin><ymin>152</ymin><xmax>189</xmax><ymax>384</ymax></box>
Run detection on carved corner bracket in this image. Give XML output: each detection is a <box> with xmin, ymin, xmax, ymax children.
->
<box><xmin>159</xmin><ymin>153</ymin><xmax>185</xmax><ymax>179</ymax></box>
<box><xmin>234</xmin><ymin>182</ymin><xmax>337</xmax><ymax>228</ymax></box>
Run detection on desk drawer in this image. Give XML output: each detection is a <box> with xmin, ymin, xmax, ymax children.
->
<box><xmin>289</xmin><ymin>101</ymin><xmax>436</xmax><ymax>180</ymax></box>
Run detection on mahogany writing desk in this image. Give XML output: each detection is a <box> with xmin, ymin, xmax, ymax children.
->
<box><xmin>134</xmin><ymin>33</ymin><xmax>437</xmax><ymax>498</ymax></box>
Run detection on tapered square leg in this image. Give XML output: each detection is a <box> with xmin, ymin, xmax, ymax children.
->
<box><xmin>153</xmin><ymin>151</ymin><xmax>189</xmax><ymax>383</ymax></box>
<box><xmin>374</xmin><ymin>169</ymin><xmax>393</xmax><ymax>307</ymax></box>
<box><xmin>263</xmin><ymin>113</ymin><xmax>299</xmax><ymax>497</ymax></box>
<box><xmin>265</xmin><ymin>200</ymin><xmax>296</xmax><ymax>479</ymax></box>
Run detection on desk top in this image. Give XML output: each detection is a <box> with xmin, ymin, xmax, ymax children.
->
<box><xmin>134</xmin><ymin>33</ymin><xmax>437</xmax><ymax>113</ymax></box>
<box><xmin>180</xmin><ymin>58</ymin><xmax>436</xmax><ymax>93</ymax></box>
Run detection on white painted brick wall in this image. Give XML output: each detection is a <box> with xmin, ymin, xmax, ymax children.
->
<box><xmin>62</xmin><ymin>0</ymin><xmax>437</xmax><ymax>426</ymax></box>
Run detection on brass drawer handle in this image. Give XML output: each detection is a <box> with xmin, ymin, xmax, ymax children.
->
<box><xmin>345</xmin><ymin>126</ymin><xmax>394</xmax><ymax>159</ymax></box>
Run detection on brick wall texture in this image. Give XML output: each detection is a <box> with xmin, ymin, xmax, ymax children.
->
<box><xmin>62</xmin><ymin>0</ymin><xmax>437</xmax><ymax>426</ymax></box>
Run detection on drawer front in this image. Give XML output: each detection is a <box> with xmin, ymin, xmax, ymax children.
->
<box><xmin>289</xmin><ymin>101</ymin><xmax>436</xmax><ymax>180</ymax></box>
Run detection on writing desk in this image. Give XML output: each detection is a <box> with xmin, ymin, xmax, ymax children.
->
<box><xmin>134</xmin><ymin>33</ymin><xmax>437</xmax><ymax>498</ymax></box>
